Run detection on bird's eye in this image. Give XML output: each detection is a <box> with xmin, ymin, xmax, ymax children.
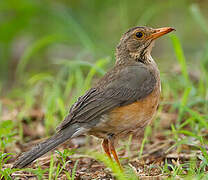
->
<box><xmin>135</xmin><ymin>31</ymin><xmax>144</xmax><ymax>39</ymax></box>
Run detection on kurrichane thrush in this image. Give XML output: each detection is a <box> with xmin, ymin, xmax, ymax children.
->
<box><xmin>13</xmin><ymin>26</ymin><xmax>175</xmax><ymax>169</ymax></box>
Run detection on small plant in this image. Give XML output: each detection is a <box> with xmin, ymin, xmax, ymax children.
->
<box><xmin>55</xmin><ymin>149</ymin><xmax>75</xmax><ymax>165</ymax></box>
<box><xmin>0</xmin><ymin>120</ymin><xmax>16</xmax><ymax>152</ymax></box>
<box><xmin>0</xmin><ymin>152</ymin><xmax>16</xmax><ymax>180</ymax></box>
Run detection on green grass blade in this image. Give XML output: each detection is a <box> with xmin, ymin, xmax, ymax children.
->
<box><xmin>55</xmin><ymin>59</ymin><xmax>106</xmax><ymax>75</ymax></box>
<box><xmin>170</xmin><ymin>34</ymin><xmax>190</xmax><ymax>86</ymax></box>
<box><xmin>71</xmin><ymin>160</ymin><xmax>79</xmax><ymax>180</ymax></box>
<box><xmin>51</xmin><ymin>8</ymin><xmax>95</xmax><ymax>51</ymax></box>
<box><xmin>84</xmin><ymin>57</ymin><xmax>109</xmax><ymax>90</ymax></box>
<box><xmin>49</xmin><ymin>155</ymin><xmax>54</xmax><ymax>180</ymax></box>
<box><xmin>177</xmin><ymin>86</ymin><xmax>191</xmax><ymax>125</ymax></box>
<box><xmin>16</xmin><ymin>34</ymin><xmax>64</xmax><ymax>78</ymax></box>
<box><xmin>190</xmin><ymin>4</ymin><xmax>208</xmax><ymax>35</ymax></box>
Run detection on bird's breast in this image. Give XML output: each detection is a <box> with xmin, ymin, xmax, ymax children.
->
<box><xmin>89</xmin><ymin>82</ymin><xmax>160</xmax><ymax>139</ymax></box>
<box><xmin>108</xmin><ymin>85</ymin><xmax>160</xmax><ymax>134</ymax></box>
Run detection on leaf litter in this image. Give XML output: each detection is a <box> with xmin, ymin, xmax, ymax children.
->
<box><xmin>1</xmin><ymin>99</ymin><xmax>207</xmax><ymax>179</ymax></box>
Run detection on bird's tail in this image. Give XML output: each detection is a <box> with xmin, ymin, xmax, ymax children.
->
<box><xmin>13</xmin><ymin>124</ymin><xmax>87</xmax><ymax>168</ymax></box>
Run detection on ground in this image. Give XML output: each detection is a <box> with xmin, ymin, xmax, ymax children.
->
<box><xmin>2</xmin><ymin>99</ymin><xmax>207</xmax><ymax>179</ymax></box>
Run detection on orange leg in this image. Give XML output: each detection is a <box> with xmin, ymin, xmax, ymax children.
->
<box><xmin>109</xmin><ymin>138</ymin><xmax>122</xmax><ymax>170</ymax></box>
<box><xmin>102</xmin><ymin>139</ymin><xmax>112</xmax><ymax>160</ymax></box>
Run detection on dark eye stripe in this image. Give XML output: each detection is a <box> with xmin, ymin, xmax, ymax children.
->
<box><xmin>135</xmin><ymin>32</ymin><xmax>144</xmax><ymax>38</ymax></box>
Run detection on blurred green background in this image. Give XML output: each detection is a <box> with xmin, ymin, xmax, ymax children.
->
<box><xmin>0</xmin><ymin>0</ymin><xmax>208</xmax><ymax>133</ymax></box>
<box><xmin>1</xmin><ymin>0</ymin><xmax>208</xmax><ymax>84</ymax></box>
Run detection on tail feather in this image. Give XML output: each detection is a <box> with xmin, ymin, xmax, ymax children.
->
<box><xmin>13</xmin><ymin>124</ymin><xmax>86</xmax><ymax>168</ymax></box>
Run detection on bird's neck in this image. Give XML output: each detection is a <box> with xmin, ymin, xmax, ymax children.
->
<box><xmin>115</xmin><ymin>46</ymin><xmax>132</xmax><ymax>65</ymax></box>
<box><xmin>115</xmin><ymin>47</ymin><xmax>155</xmax><ymax>66</ymax></box>
<box><xmin>115</xmin><ymin>44</ymin><xmax>160</xmax><ymax>77</ymax></box>
<box><xmin>115</xmin><ymin>40</ymin><xmax>156</xmax><ymax>66</ymax></box>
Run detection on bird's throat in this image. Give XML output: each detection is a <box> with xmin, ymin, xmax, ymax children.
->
<box><xmin>115</xmin><ymin>41</ymin><xmax>155</xmax><ymax>65</ymax></box>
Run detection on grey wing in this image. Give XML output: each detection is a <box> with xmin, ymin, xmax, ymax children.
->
<box><xmin>57</xmin><ymin>65</ymin><xmax>156</xmax><ymax>131</ymax></box>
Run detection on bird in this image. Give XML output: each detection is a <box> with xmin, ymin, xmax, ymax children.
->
<box><xmin>13</xmin><ymin>26</ymin><xmax>175</xmax><ymax>169</ymax></box>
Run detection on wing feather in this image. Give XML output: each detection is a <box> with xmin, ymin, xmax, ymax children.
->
<box><xmin>57</xmin><ymin>64</ymin><xmax>156</xmax><ymax>131</ymax></box>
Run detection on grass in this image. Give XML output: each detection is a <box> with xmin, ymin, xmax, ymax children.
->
<box><xmin>1</xmin><ymin>0</ymin><xmax>208</xmax><ymax>179</ymax></box>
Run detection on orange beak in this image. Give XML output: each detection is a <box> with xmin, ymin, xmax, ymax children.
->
<box><xmin>148</xmin><ymin>27</ymin><xmax>175</xmax><ymax>40</ymax></box>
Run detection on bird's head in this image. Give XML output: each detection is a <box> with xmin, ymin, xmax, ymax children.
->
<box><xmin>116</xmin><ymin>26</ymin><xmax>175</xmax><ymax>64</ymax></box>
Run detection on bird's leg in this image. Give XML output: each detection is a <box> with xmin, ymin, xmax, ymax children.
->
<box><xmin>102</xmin><ymin>139</ymin><xmax>112</xmax><ymax>160</ymax></box>
<box><xmin>108</xmin><ymin>135</ymin><xmax>122</xmax><ymax>170</ymax></box>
